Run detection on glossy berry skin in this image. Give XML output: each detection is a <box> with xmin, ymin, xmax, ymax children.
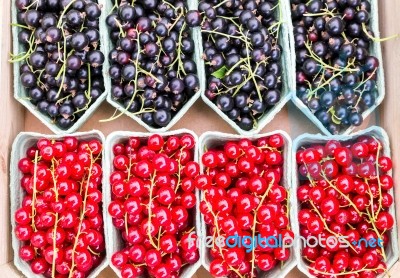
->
<box><xmin>106</xmin><ymin>1</ymin><xmax>199</xmax><ymax>129</ymax></box>
<box><xmin>199</xmin><ymin>134</ymin><xmax>290</xmax><ymax>275</ymax></box>
<box><xmin>292</xmin><ymin>0</ymin><xmax>381</xmax><ymax>134</ymax></box>
<box><xmin>201</xmin><ymin>0</ymin><xmax>284</xmax><ymax>132</ymax></box>
<box><xmin>296</xmin><ymin>135</ymin><xmax>394</xmax><ymax>277</ymax></box>
<box><xmin>108</xmin><ymin>133</ymin><xmax>199</xmax><ymax>276</ymax></box>
<box><xmin>14</xmin><ymin>137</ymin><xmax>105</xmax><ymax>277</ymax></box>
<box><xmin>14</xmin><ymin>0</ymin><xmax>105</xmax><ymax>130</ymax></box>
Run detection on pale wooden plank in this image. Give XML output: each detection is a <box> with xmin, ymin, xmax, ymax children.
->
<box><xmin>0</xmin><ymin>0</ymin><xmax>25</xmax><ymax>266</ymax></box>
<box><xmin>379</xmin><ymin>0</ymin><xmax>400</xmax><ymax>272</ymax></box>
<box><xmin>0</xmin><ymin>263</ymin><xmax>23</xmax><ymax>277</ymax></box>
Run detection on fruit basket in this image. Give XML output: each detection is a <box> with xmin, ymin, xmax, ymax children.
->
<box><xmin>2</xmin><ymin>0</ymin><xmax>400</xmax><ymax>278</ymax></box>
<box><xmin>9</xmin><ymin>130</ymin><xmax>107</xmax><ymax>277</ymax></box>
<box><xmin>104</xmin><ymin>129</ymin><xmax>202</xmax><ymax>277</ymax></box>
<box><xmin>196</xmin><ymin>0</ymin><xmax>294</xmax><ymax>136</ymax></box>
<box><xmin>11</xmin><ymin>0</ymin><xmax>108</xmax><ymax>134</ymax></box>
<box><xmin>292</xmin><ymin>126</ymin><xmax>399</xmax><ymax>277</ymax></box>
<box><xmin>100</xmin><ymin>0</ymin><xmax>205</xmax><ymax>133</ymax></box>
<box><xmin>289</xmin><ymin>0</ymin><xmax>385</xmax><ymax>136</ymax></box>
<box><xmin>198</xmin><ymin>131</ymin><xmax>297</xmax><ymax>278</ymax></box>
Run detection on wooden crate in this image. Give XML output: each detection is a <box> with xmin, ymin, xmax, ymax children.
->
<box><xmin>1</xmin><ymin>1</ymin><xmax>399</xmax><ymax>277</ymax></box>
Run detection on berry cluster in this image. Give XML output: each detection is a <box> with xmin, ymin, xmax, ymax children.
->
<box><xmin>108</xmin><ymin>134</ymin><xmax>200</xmax><ymax>277</ymax></box>
<box><xmin>198</xmin><ymin>134</ymin><xmax>291</xmax><ymax>277</ymax></box>
<box><xmin>296</xmin><ymin>135</ymin><xmax>394</xmax><ymax>277</ymax></box>
<box><xmin>15</xmin><ymin>136</ymin><xmax>105</xmax><ymax>277</ymax></box>
<box><xmin>106</xmin><ymin>1</ymin><xmax>200</xmax><ymax>128</ymax></box>
<box><xmin>292</xmin><ymin>0</ymin><xmax>381</xmax><ymax>134</ymax></box>
<box><xmin>13</xmin><ymin>0</ymin><xmax>105</xmax><ymax>130</ymax></box>
<box><xmin>199</xmin><ymin>0</ymin><xmax>284</xmax><ymax>131</ymax></box>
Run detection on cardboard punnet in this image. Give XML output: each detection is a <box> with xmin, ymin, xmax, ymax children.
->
<box><xmin>11</xmin><ymin>3</ymin><xmax>108</xmax><ymax>134</ymax></box>
<box><xmin>292</xmin><ymin>126</ymin><xmax>399</xmax><ymax>277</ymax></box>
<box><xmin>103</xmin><ymin>129</ymin><xmax>202</xmax><ymax>278</ymax></box>
<box><xmin>100</xmin><ymin>0</ymin><xmax>205</xmax><ymax>133</ymax></box>
<box><xmin>196</xmin><ymin>0</ymin><xmax>295</xmax><ymax>136</ymax></box>
<box><xmin>9</xmin><ymin>130</ymin><xmax>108</xmax><ymax>278</ymax></box>
<box><xmin>289</xmin><ymin>0</ymin><xmax>385</xmax><ymax>136</ymax></box>
<box><xmin>198</xmin><ymin>130</ymin><xmax>297</xmax><ymax>278</ymax></box>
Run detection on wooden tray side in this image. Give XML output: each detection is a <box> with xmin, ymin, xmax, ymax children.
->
<box><xmin>0</xmin><ymin>0</ymin><xmax>25</xmax><ymax>267</ymax></box>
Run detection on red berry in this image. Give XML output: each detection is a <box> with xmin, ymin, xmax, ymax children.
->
<box><xmin>148</xmin><ymin>134</ymin><xmax>164</xmax><ymax>151</ymax></box>
<box><xmin>320</xmin><ymin>197</ymin><xmax>340</xmax><ymax>216</ymax></box>
<box><xmin>224</xmin><ymin>142</ymin><xmax>241</xmax><ymax>159</ymax></box>
<box><xmin>202</xmin><ymin>151</ymin><xmax>218</xmax><ymax>168</ymax></box>
<box><xmin>376</xmin><ymin>212</ymin><xmax>394</xmax><ymax>230</ymax></box>
<box><xmin>268</xmin><ymin>134</ymin><xmax>285</xmax><ymax>148</ymax></box>
<box><xmin>210</xmin><ymin>259</ymin><xmax>230</xmax><ymax>277</ymax></box>
<box><xmin>31</xmin><ymin>258</ymin><xmax>49</xmax><ymax>274</ymax></box>
<box><xmin>135</xmin><ymin>160</ymin><xmax>153</xmax><ymax>178</ymax></box>
<box><xmin>334</xmin><ymin>147</ymin><xmax>352</xmax><ymax>166</ymax></box>
<box><xmin>257</xmin><ymin>253</ymin><xmax>276</xmax><ymax>271</ymax></box>
<box><xmin>145</xmin><ymin>249</ymin><xmax>162</xmax><ymax>267</ymax></box>
<box><xmin>302</xmin><ymin>148</ymin><xmax>322</xmax><ymax>163</ymax></box>
<box><xmin>378</xmin><ymin>156</ymin><xmax>392</xmax><ymax>172</ymax></box>
<box><xmin>180</xmin><ymin>134</ymin><xmax>195</xmax><ymax>149</ymax></box>
<box><xmin>307</xmin><ymin>216</ymin><xmax>324</xmax><ymax>234</ymax></box>
<box><xmin>111</xmin><ymin>251</ymin><xmax>128</xmax><ymax>269</ymax></box>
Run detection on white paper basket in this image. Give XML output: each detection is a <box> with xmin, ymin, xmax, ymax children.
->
<box><xmin>292</xmin><ymin>126</ymin><xmax>399</xmax><ymax>277</ymax></box>
<box><xmin>9</xmin><ymin>130</ymin><xmax>108</xmax><ymax>278</ymax></box>
<box><xmin>198</xmin><ymin>130</ymin><xmax>297</xmax><ymax>278</ymax></box>
<box><xmin>100</xmin><ymin>0</ymin><xmax>205</xmax><ymax>133</ymax></box>
<box><xmin>289</xmin><ymin>0</ymin><xmax>385</xmax><ymax>136</ymax></box>
<box><xmin>11</xmin><ymin>3</ymin><xmax>108</xmax><ymax>134</ymax></box>
<box><xmin>195</xmin><ymin>0</ymin><xmax>294</xmax><ymax>136</ymax></box>
<box><xmin>103</xmin><ymin>129</ymin><xmax>202</xmax><ymax>278</ymax></box>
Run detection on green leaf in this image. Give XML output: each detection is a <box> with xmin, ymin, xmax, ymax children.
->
<box><xmin>211</xmin><ymin>66</ymin><xmax>227</xmax><ymax>79</ymax></box>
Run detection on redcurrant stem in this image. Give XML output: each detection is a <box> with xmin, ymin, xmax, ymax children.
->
<box><xmin>31</xmin><ymin>151</ymin><xmax>39</xmax><ymax>232</ymax></box>
<box><xmin>124</xmin><ymin>213</ymin><xmax>129</xmax><ymax>239</ymax></box>
<box><xmin>68</xmin><ymin>149</ymin><xmax>96</xmax><ymax>278</ymax></box>
<box><xmin>372</xmin><ymin>137</ymin><xmax>384</xmax><ymax>219</ymax></box>
<box><xmin>123</xmin><ymin>148</ymin><xmax>134</xmax><ymax>236</ymax></box>
<box><xmin>204</xmin><ymin>194</ymin><xmax>238</xmax><ymax>274</ymax></box>
<box><xmin>50</xmin><ymin>158</ymin><xmax>60</xmax><ymax>278</ymax></box>
<box><xmin>147</xmin><ymin>171</ymin><xmax>158</xmax><ymax>249</ymax></box>
<box><xmin>309</xmin><ymin>201</ymin><xmax>358</xmax><ymax>253</ymax></box>
<box><xmin>365</xmin><ymin>206</ymin><xmax>387</xmax><ymax>261</ymax></box>
<box><xmin>320</xmin><ymin>172</ymin><xmax>363</xmax><ymax>216</ymax></box>
<box><xmin>309</xmin><ymin>265</ymin><xmax>388</xmax><ymax>277</ymax></box>
<box><xmin>88</xmin><ymin>246</ymin><xmax>100</xmax><ymax>256</ymax></box>
<box><xmin>173</xmin><ymin>147</ymin><xmax>184</xmax><ymax>195</ymax></box>
<box><xmin>251</xmin><ymin>178</ymin><xmax>276</xmax><ymax>276</ymax></box>
<box><xmin>157</xmin><ymin>227</ymin><xmax>162</xmax><ymax>249</ymax></box>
